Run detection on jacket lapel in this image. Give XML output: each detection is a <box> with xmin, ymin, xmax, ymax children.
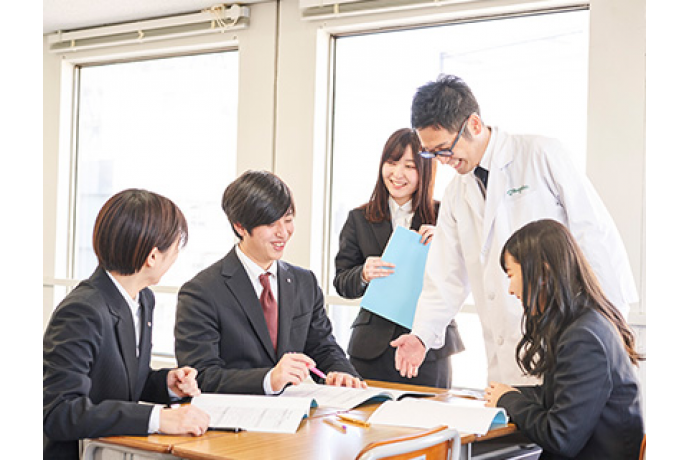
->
<box><xmin>482</xmin><ymin>132</ymin><xmax>511</xmax><ymax>251</ymax></box>
<box><xmin>91</xmin><ymin>268</ymin><xmax>139</xmax><ymax>400</ymax></box>
<box><xmin>276</xmin><ymin>261</ymin><xmax>295</xmax><ymax>357</ymax></box>
<box><xmin>135</xmin><ymin>290</ymin><xmax>154</xmax><ymax>397</ymax></box>
<box><xmin>370</xmin><ymin>220</ymin><xmax>393</xmax><ymax>254</ymax></box>
<box><xmin>222</xmin><ymin>248</ymin><xmax>277</xmax><ymax>361</ymax></box>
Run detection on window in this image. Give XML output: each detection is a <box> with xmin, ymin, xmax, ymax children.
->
<box><xmin>72</xmin><ymin>51</ymin><xmax>239</xmax><ymax>355</ymax></box>
<box><xmin>327</xmin><ymin>9</ymin><xmax>589</xmax><ymax>388</ymax></box>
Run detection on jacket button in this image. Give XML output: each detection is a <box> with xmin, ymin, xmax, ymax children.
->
<box><xmin>488</xmin><ymin>292</ymin><xmax>496</xmax><ymax>301</ymax></box>
<box><xmin>497</xmin><ymin>336</ymin><xmax>504</xmax><ymax>345</ymax></box>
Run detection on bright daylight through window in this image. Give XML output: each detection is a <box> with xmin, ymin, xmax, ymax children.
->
<box><xmin>73</xmin><ymin>51</ymin><xmax>239</xmax><ymax>355</ymax></box>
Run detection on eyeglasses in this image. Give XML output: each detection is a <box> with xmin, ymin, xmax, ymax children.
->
<box><xmin>418</xmin><ymin>118</ymin><xmax>469</xmax><ymax>159</ymax></box>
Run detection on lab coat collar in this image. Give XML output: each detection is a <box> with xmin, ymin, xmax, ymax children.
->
<box><xmin>462</xmin><ymin>126</ymin><xmax>511</xmax><ymax>252</ymax></box>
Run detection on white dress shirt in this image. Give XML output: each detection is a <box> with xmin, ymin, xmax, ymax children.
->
<box><xmin>105</xmin><ymin>271</ymin><xmax>164</xmax><ymax>433</ymax></box>
<box><xmin>388</xmin><ymin>197</ymin><xmax>414</xmax><ymax>230</ymax></box>
<box><xmin>235</xmin><ymin>245</ymin><xmax>281</xmax><ymax>395</ymax></box>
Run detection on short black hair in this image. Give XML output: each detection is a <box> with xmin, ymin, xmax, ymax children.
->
<box><xmin>222</xmin><ymin>170</ymin><xmax>295</xmax><ymax>240</ymax></box>
<box><xmin>93</xmin><ymin>189</ymin><xmax>188</xmax><ymax>275</ymax></box>
<box><xmin>410</xmin><ymin>74</ymin><xmax>481</xmax><ymax>133</ymax></box>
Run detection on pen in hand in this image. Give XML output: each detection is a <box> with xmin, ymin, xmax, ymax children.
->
<box><xmin>310</xmin><ymin>366</ymin><xmax>327</xmax><ymax>379</ymax></box>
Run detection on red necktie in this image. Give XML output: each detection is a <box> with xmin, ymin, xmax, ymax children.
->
<box><xmin>259</xmin><ymin>273</ymin><xmax>278</xmax><ymax>351</ymax></box>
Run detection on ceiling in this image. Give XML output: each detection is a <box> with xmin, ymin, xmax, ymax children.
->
<box><xmin>43</xmin><ymin>0</ymin><xmax>227</xmax><ymax>34</ymax></box>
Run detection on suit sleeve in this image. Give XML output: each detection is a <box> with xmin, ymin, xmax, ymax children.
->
<box><xmin>497</xmin><ymin>327</ymin><xmax>612</xmax><ymax>457</ymax></box>
<box><xmin>43</xmin><ymin>301</ymin><xmax>153</xmax><ymax>441</ymax></box>
<box><xmin>175</xmin><ymin>280</ymin><xmax>269</xmax><ymax>394</ymax></box>
<box><xmin>333</xmin><ymin>210</ymin><xmax>367</xmax><ymax>299</ymax></box>
<box><xmin>303</xmin><ymin>271</ymin><xmax>362</xmax><ymax>379</ymax></box>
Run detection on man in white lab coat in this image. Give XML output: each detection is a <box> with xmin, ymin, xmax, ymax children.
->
<box><xmin>391</xmin><ymin>75</ymin><xmax>638</xmax><ymax>385</ymax></box>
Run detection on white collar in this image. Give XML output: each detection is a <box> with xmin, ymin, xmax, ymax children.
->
<box><xmin>105</xmin><ymin>270</ymin><xmax>141</xmax><ymax>312</ymax></box>
<box><xmin>236</xmin><ymin>244</ymin><xmax>278</xmax><ymax>279</ymax></box>
<box><xmin>388</xmin><ymin>197</ymin><xmax>413</xmax><ymax>215</ymax></box>
<box><xmin>478</xmin><ymin>126</ymin><xmax>497</xmax><ymax>171</ymax></box>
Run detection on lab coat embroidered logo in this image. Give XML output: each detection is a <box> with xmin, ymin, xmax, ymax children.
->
<box><xmin>507</xmin><ymin>185</ymin><xmax>529</xmax><ymax>196</ymax></box>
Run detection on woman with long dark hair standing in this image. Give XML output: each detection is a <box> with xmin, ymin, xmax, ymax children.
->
<box><xmin>485</xmin><ymin>219</ymin><xmax>644</xmax><ymax>459</ymax></box>
<box><xmin>333</xmin><ymin>128</ymin><xmax>463</xmax><ymax>388</ymax></box>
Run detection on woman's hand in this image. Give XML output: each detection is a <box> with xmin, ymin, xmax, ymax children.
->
<box><xmin>362</xmin><ymin>257</ymin><xmax>395</xmax><ymax>283</ymax></box>
<box><xmin>417</xmin><ymin>225</ymin><xmax>436</xmax><ymax>245</ymax></box>
<box><xmin>484</xmin><ymin>381</ymin><xmax>518</xmax><ymax>407</ymax></box>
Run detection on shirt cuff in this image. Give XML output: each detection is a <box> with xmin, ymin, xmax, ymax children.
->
<box><xmin>263</xmin><ymin>369</ymin><xmax>281</xmax><ymax>395</ymax></box>
<box><xmin>148</xmin><ymin>405</ymin><xmax>164</xmax><ymax>434</ymax></box>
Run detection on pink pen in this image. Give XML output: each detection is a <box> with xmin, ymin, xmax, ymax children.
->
<box><xmin>310</xmin><ymin>366</ymin><xmax>327</xmax><ymax>379</ymax></box>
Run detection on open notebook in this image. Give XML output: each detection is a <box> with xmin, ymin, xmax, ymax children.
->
<box><xmin>192</xmin><ymin>384</ymin><xmax>438</xmax><ymax>434</ymax></box>
<box><xmin>280</xmin><ymin>383</ymin><xmax>435</xmax><ymax>410</ymax></box>
<box><xmin>368</xmin><ymin>398</ymin><xmax>509</xmax><ymax>436</ymax></box>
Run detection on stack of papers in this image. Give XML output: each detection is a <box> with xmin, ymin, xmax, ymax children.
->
<box><xmin>367</xmin><ymin>398</ymin><xmax>509</xmax><ymax>436</ymax></box>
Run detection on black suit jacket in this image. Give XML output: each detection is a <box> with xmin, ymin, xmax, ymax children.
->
<box><xmin>175</xmin><ymin>247</ymin><xmax>359</xmax><ymax>394</ymax></box>
<box><xmin>333</xmin><ymin>207</ymin><xmax>463</xmax><ymax>362</ymax></box>
<box><xmin>43</xmin><ymin>267</ymin><xmax>171</xmax><ymax>460</ymax></box>
<box><xmin>497</xmin><ymin>309</ymin><xmax>644</xmax><ymax>459</ymax></box>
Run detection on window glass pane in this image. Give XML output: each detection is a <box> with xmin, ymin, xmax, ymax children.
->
<box><xmin>73</xmin><ymin>51</ymin><xmax>239</xmax><ymax>355</ymax></box>
<box><xmin>328</xmin><ymin>10</ymin><xmax>589</xmax><ymax>388</ymax></box>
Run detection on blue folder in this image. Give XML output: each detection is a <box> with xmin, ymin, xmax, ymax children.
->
<box><xmin>360</xmin><ymin>226</ymin><xmax>430</xmax><ymax>329</ymax></box>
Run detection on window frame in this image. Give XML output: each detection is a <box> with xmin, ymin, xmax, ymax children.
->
<box><xmin>45</xmin><ymin>37</ymin><xmax>251</xmax><ymax>363</ymax></box>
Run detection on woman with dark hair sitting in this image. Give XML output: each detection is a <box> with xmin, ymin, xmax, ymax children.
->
<box><xmin>484</xmin><ymin>219</ymin><xmax>644</xmax><ymax>459</ymax></box>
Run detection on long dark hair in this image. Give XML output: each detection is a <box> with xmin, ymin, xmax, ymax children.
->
<box><xmin>500</xmin><ymin>219</ymin><xmax>643</xmax><ymax>377</ymax></box>
<box><xmin>361</xmin><ymin>128</ymin><xmax>437</xmax><ymax>225</ymax></box>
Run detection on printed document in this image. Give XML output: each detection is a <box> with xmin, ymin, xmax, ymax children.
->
<box><xmin>192</xmin><ymin>393</ymin><xmax>312</xmax><ymax>434</ymax></box>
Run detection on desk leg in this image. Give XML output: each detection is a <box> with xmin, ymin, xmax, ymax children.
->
<box><xmin>459</xmin><ymin>442</ymin><xmax>470</xmax><ymax>460</ymax></box>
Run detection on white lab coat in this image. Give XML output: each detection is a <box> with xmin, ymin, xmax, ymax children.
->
<box><xmin>412</xmin><ymin>128</ymin><xmax>638</xmax><ymax>385</ymax></box>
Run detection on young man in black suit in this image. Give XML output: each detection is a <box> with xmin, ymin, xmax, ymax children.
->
<box><xmin>175</xmin><ymin>170</ymin><xmax>365</xmax><ymax>394</ymax></box>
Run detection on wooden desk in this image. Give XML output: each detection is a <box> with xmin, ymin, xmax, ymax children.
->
<box><xmin>92</xmin><ymin>381</ymin><xmax>516</xmax><ymax>460</ymax></box>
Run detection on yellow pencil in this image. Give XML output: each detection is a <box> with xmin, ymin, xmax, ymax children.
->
<box><xmin>324</xmin><ymin>418</ymin><xmax>347</xmax><ymax>433</ymax></box>
<box><xmin>337</xmin><ymin>414</ymin><xmax>371</xmax><ymax>428</ymax></box>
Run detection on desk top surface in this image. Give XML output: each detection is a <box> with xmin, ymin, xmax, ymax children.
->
<box><xmin>98</xmin><ymin>380</ymin><xmax>516</xmax><ymax>460</ymax></box>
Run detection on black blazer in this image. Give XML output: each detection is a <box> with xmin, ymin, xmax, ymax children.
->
<box><xmin>497</xmin><ymin>309</ymin><xmax>644</xmax><ymax>459</ymax></box>
<box><xmin>43</xmin><ymin>267</ymin><xmax>172</xmax><ymax>460</ymax></box>
<box><xmin>333</xmin><ymin>207</ymin><xmax>463</xmax><ymax>361</ymax></box>
<box><xmin>175</xmin><ymin>247</ymin><xmax>360</xmax><ymax>394</ymax></box>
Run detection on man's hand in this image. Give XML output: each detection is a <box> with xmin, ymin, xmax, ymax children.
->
<box><xmin>325</xmin><ymin>372</ymin><xmax>368</xmax><ymax>389</ymax></box>
<box><xmin>270</xmin><ymin>353</ymin><xmax>315</xmax><ymax>392</ymax></box>
<box><xmin>159</xmin><ymin>405</ymin><xmax>210</xmax><ymax>436</ymax></box>
<box><xmin>390</xmin><ymin>334</ymin><xmax>427</xmax><ymax>378</ymax></box>
<box><xmin>167</xmin><ymin>367</ymin><xmax>201</xmax><ymax>398</ymax></box>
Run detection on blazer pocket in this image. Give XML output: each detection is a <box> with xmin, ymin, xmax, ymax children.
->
<box><xmin>350</xmin><ymin>309</ymin><xmax>373</xmax><ymax>328</ymax></box>
<box><xmin>347</xmin><ymin>310</ymin><xmax>398</xmax><ymax>360</ymax></box>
